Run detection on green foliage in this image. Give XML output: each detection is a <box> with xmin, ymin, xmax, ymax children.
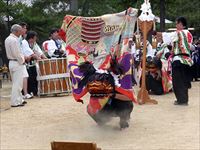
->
<box><xmin>78</xmin><ymin>0</ymin><xmax>140</xmax><ymax>16</ymax></box>
<box><xmin>0</xmin><ymin>1</ymin><xmax>7</xmax><ymax>16</ymax></box>
<box><xmin>0</xmin><ymin>0</ymin><xmax>73</xmax><ymax>43</ymax></box>
<box><xmin>165</xmin><ymin>0</ymin><xmax>200</xmax><ymax>37</ymax></box>
<box><xmin>0</xmin><ymin>0</ymin><xmax>199</xmax><ymax>43</ymax></box>
<box><xmin>77</xmin><ymin>0</ymin><xmax>200</xmax><ymax>37</ymax></box>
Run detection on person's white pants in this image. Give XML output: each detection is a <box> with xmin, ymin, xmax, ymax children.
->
<box><xmin>9</xmin><ymin>61</ymin><xmax>25</xmax><ymax>106</ymax></box>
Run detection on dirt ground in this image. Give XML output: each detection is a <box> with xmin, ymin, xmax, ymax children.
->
<box><xmin>0</xmin><ymin>80</ymin><xmax>199</xmax><ymax>150</ymax></box>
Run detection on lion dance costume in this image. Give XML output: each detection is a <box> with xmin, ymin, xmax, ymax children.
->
<box><xmin>59</xmin><ymin>8</ymin><xmax>138</xmax><ymax>129</ymax></box>
<box><xmin>78</xmin><ymin>56</ymin><xmax>135</xmax><ymax>129</ymax></box>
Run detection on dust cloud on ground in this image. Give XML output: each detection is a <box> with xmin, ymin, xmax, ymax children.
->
<box><xmin>0</xmin><ymin>81</ymin><xmax>199</xmax><ymax>150</ymax></box>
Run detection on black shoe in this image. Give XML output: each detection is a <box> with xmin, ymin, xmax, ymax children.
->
<box><xmin>11</xmin><ymin>104</ymin><xmax>25</xmax><ymax>107</ymax></box>
<box><xmin>174</xmin><ymin>100</ymin><xmax>188</xmax><ymax>106</ymax></box>
<box><xmin>22</xmin><ymin>101</ymin><xmax>27</xmax><ymax>105</ymax></box>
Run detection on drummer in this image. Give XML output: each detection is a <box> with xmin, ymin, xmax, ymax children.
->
<box><xmin>21</xmin><ymin>31</ymin><xmax>46</xmax><ymax>95</ymax></box>
<box><xmin>42</xmin><ymin>28</ymin><xmax>66</xmax><ymax>58</ymax></box>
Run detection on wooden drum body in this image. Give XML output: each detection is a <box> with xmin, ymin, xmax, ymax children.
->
<box><xmin>37</xmin><ymin>58</ymin><xmax>72</xmax><ymax>96</ymax></box>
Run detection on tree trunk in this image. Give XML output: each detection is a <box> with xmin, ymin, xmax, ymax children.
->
<box><xmin>0</xmin><ymin>22</ymin><xmax>9</xmax><ymax>66</ymax></box>
<box><xmin>160</xmin><ymin>0</ymin><xmax>165</xmax><ymax>32</ymax></box>
<box><xmin>81</xmin><ymin>0</ymin><xmax>89</xmax><ymax>16</ymax></box>
<box><xmin>70</xmin><ymin>0</ymin><xmax>78</xmax><ymax>13</ymax></box>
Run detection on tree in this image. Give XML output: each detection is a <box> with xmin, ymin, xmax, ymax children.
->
<box><xmin>164</xmin><ymin>0</ymin><xmax>200</xmax><ymax>37</ymax></box>
<box><xmin>160</xmin><ymin>0</ymin><xmax>165</xmax><ymax>32</ymax></box>
<box><xmin>0</xmin><ymin>1</ymin><xmax>10</xmax><ymax>65</ymax></box>
<box><xmin>1</xmin><ymin>0</ymin><xmax>199</xmax><ymax>43</ymax></box>
<box><xmin>10</xmin><ymin>0</ymin><xmax>73</xmax><ymax>43</ymax></box>
<box><xmin>70</xmin><ymin>0</ymin><xmax>78</xmax><ymax>13</ymax></box>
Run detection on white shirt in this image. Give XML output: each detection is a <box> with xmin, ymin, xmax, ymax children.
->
<box><xmin>32</xmin><ymin>43</ymin><xmax>43</xmax><ymax>56</ymax></box>
<box><xmin>5</xmin><ymin>33</ymin><xmax>25</xmax><ymax>65</ymax></box>
<box><xmin>146</xmin><ymin>41</ymin><xmax>156</xmax><ymax>57</ymax></box>
<box><xmin>131</xmin><ymin>43</ymin><xmax>136</xmax><ymax>54</ymax></box>
<box><xmin>42</xmin><ymin>39</ymin><xmax>57</xmax><ymax>57</ymax></box>
<box><xmin>162</xmin><ymin>32</ymin><xmax>177</xmax><ymax>45</ymax></box>
<box><xmin>21</xmin><ymin>39</ymin><xmax>34</xmax><ymax>56</ymax></box>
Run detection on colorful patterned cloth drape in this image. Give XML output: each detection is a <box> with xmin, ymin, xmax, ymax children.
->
<box><xmin>60</xmin><ymin>8</ymin><xmax>138</xmax><ymax>107</ymax></box>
